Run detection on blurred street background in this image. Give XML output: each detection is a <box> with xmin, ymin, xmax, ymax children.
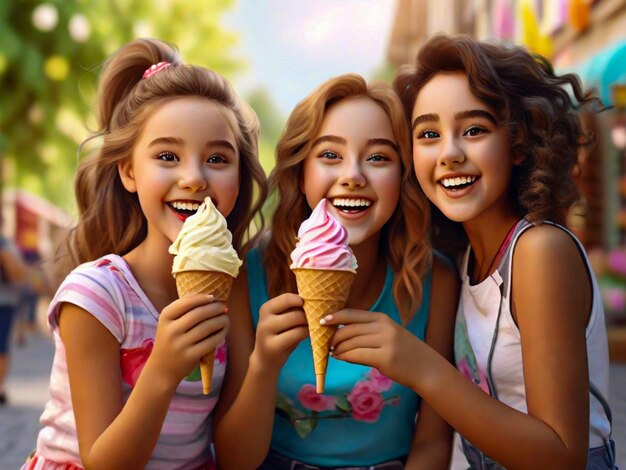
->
<box><xmin>1</xmin><ymin>0</ymin><xmax>626</xmax><ymax>468</ymax></box>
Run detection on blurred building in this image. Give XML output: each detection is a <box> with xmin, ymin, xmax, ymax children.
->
<box><xmin>1</xmin><ymin>189</ymin><xmax>72</xmax><ymax>260</ymax></box>
<box><xmin>388</xmin><ymin>0</ymin><xmax>626</xmax><ymax>249</ymax></box>
<box><xmin>387</xmin><ymin>0</ymin><xmax>626</xmax><ymax>361</ymax></box>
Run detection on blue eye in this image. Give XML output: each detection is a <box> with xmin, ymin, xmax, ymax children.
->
<box><xmin>320</xmin><ymin>151</ymin><xmax>340</xmax><ymax>160</ymax></box>
<box><xmin>157</xmin><ymin>151</ymin><xmax>178</xmax><ymax>161</ymax></box>
<box><xmin>417</xmin><ymin>130</ymin><xmax>439</xmax><ymax>139</ymax></box>
<box><xmin>367</xmin><ymin>154</ymin><xmax>389</xmax><ymax>162</ymax></box>
<box><xmin>207</xmin><ymin>154</ymin><xmax>227</xmax><ymax>164</ymax></box>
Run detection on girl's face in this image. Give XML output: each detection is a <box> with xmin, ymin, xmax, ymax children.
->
<box><xmin>119</xmin><ymin>96</ymin><xmax>240</xmax><ymax>244</ymax></box>
<box><xmin>301</xmin><ymin>96</ymin><xmax>401</xmax><ymax>246</ymax></box>
<box><xmin>411</xmin><ymin>72</ymin><xmax>521</xmax><ymax>225</ymax></box>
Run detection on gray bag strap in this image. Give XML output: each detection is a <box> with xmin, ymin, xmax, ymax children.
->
<box><xmin>498</xmin><ymin>220</ymin><xmax>614</xmax><ymax>429</ymax></box>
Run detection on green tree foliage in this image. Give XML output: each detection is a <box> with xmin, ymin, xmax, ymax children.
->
<box><xmin>245</xmin><ymin>87</ymin><xmax>285</xmax><ymax>174</ymax></box>
<box><xmin>0</xmin><ymin>0</ymin><xmax>240</xmax><ymax>211</ymax></box>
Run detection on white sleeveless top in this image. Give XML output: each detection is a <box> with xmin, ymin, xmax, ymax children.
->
<box><xmin>454</xmin><ymin>219</ymin><xmax>612</xmax><ymax>447</ymax></box>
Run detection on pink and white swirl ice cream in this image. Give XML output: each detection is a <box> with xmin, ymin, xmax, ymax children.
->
<box><xmin>290</xmin><ymin>199</ymin><xmax>357</xmax><ymax>272</ymax></box>
<box><xmin>290</xmin><ymin>199</ymin><xmax>357</xmax><ymax>392</ymax></box>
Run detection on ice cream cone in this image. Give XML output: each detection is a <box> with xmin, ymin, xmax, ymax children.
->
<box><xmin>175</xmin><ymin>270</ymin><xmax>233</xmax><ymax>394</ymax></box>
<box><xmin>293</xmin><ymin>268</ymin><xmax>355</xmax><ymax>393</ymax></box>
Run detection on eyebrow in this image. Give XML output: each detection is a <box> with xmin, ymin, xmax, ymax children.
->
<box><xmin>148</xmin><ymin>137</ymin><xmax>237</xmax><ymax>153</ymax></box>
<box><xmin>311</xmin><ymin>135</ymin><xmax>399</xmax><ymax>153</ymax></box>
<box><xmin>311</xmin><ymin>135</ymin><xmax>346</xmax><ymax>147</ymax></box>
<box><xmin>368</xmin><ymin>138</ymin><xmax>400</xmax><ymax>153</ymax></box>
<box><xmin>412</xmin><ymin>109</ymin><xmax>498</xmax><ymax>131</ymax></box>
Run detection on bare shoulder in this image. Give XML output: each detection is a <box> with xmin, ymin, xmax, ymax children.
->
<box><xmin>514</xmin><ymin>223</ymin><xmax>582</xmax><ymax>265</ymax></box>
<box><xmin>512</xmin><ymin>223</ymin><xmax>590</xmax><ymax>327</ymax></box>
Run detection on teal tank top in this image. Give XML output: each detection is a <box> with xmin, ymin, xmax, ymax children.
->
<box><xmin>246</xmin><ymin>246</ymin><xmax>432</xmax><ymax>466</ymax></box>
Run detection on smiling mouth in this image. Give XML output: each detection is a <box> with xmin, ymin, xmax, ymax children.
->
<box><xmin>439</xmin><ymin>175</ymin><xmax>478</xmax><ymax>191</ymax></box>
<box><xmin>168</xmin><ymin>201</ymin><xmax>202</xmax><ymax>220</ymax></box>
<box><xmin>330</xmin><ymin>197</ymin><xmax>373</xmax><ymax>213</ymax></box>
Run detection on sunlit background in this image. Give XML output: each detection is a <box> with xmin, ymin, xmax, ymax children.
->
<box><xmin>1</xmin><ymin>0</ymin><xmax>626</xmax><ymax>354</ymax></box>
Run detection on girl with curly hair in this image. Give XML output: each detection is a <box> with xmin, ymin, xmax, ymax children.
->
<box><xmin>24</xmin><ymin>38</ymin><xmax>267</xmax><ymax>469</ymax></box>
<box><xmin>323</xmin><ymin>35</ymin><xmax>617</xmax><ymax>469</ymax></box>
<box><xmin>214</xmin><ymin>73</ymin><xmax>459</xmax><ymax>469</ymax></box>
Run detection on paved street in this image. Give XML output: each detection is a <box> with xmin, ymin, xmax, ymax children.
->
<box><xmin>1</xmin><ymin>331</ymin><xmax>625</xmax><ymax>468</ymax></box>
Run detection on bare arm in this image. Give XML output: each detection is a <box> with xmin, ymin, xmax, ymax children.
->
<box><xmin>61</xmin><ymin>294</ymin><xmax>228</xmax><ymax>470</ymax></box>
<box><xmin>330</xmin><ymin>226</ymin><xmax>591</xmax><ymax>469</ymax></box>
<box><xmin>213</xmin><ymin>270</ymin><xmax>309</xmax><ymax>469</ymax></box>
<box><xmin>405</xmin><ymin>253</ymin><xmax>457</xmax><ymax>470</ymax></box>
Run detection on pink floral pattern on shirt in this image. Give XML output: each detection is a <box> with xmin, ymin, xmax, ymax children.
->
<box><xmin>276</xmin><ymin>368</ymin><xmax>400</xmax><ymax>438</ymax></box>
<box><xmin>120</xmin><ymin>339</ymin><xmax>154</xmax><ymax>387</ymax></box>
<box><xmin>120</xmin><ymin>340</ymin><xmax>227</xmax><ymax>386</ymax></box>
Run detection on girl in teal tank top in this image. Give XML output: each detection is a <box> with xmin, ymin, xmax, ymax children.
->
<box><xmin>213</xmin><ymin>74</ymin><xmax>459</xmax><ymax>469</ymax></box>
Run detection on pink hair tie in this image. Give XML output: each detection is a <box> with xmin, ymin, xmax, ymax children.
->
<box><xmin>142</xmin><ymin>61</ymin><xmax>171</xmax><ymax>79</ymax></box>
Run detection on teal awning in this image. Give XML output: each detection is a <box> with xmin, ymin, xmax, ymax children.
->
<box><xmin>571</xmin><ymin>40</ymin><xmax>626</xmax><ymax>106</ymax></box>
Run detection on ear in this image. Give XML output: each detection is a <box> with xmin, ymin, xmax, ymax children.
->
<box><xmin>512</xmin><ymin>152</ymin><xmax>526</xmax><ymax>165</ymax></box>
<box><xmin>118</xmin><ymin>159</ymin><xmax>137</xmax><ymax>193</ymax></box>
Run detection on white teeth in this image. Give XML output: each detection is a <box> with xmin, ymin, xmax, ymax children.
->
<box><xmin>170</xmin><ymin>201</ymin><xmax>200</xmax><ymax>211</ymax></box>
<box><xmin>331</xmin><ymin>198</ymin><xmax>372</xmax><ymax>208</ymax></box>
<box><xmin>441</xmin><ymin>175</ymin><xmax>476</xmax><ymax>188</ymax></box>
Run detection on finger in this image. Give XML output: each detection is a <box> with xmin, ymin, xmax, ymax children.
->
<box><xmin>261</xmin><ymin>293</ymin><xmax>303</xmax><ymax>316</ymax></box>
<box><xmin>331</xmin><ymin>347</ymin><xmax>380</xmax><ymax>367</ymax></box>
<box><xmin>187</xmin><ymin>314</ymin><xmax>230</xmax><ymax>345</ymax></box>
<box><xmin>332</xmin><ymin>332</ymin><xmax>382</xmax><ymax>356</ymax></box>
<box><xmin>261</xmin><ymin>308</ymin><xmax>307</xmax><ymax>335</ymax></box>
<box><xmin>330</xmin><ymin>322</ymin><xmax>380</xmax><ymax>346</ymax></box>
<box><xmin>163</xmin><ymin>294</ymin><xmax>217</xmax><ymax>320</ymax></box>
<box><xmin>319</xmin><ymin>309</ymin><xmax>378</xmax><ymax>326</ymax></box>
<box><xmin>189</xmin><ymin>327</ymin><xmax>228</xmax><ymax>358</ymax></box>
<box><xmin>173</xmin><ymin>302</ymin><xmax>228</xmax><ymax>333</ymax></box>
<box><xmin>267</xmin><ymin>325</ymin><xmax>309</xmax><ymax>351</ymax></box>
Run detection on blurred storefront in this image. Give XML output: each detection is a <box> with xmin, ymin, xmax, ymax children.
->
<box><xmin>387</xmin><ymin>0</ymin><xmax>626</xmax><ymax>360</ymax></box>
<box><xmin>1</xmin><ymin>189</ymin><xmax>73</xmax><ymax>261</ymax></box>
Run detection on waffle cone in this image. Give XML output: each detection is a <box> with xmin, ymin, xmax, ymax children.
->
<box><xmin>175</xmin><ymin>270</ymin><xmax>233</xmax><ymax>394</ymax></box>
<box><xmin>292</xmin><ymin>268</ymin><xmax>355</xmax><ymax>393</ymax></box>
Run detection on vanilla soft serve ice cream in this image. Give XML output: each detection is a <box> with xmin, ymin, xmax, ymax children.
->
<box><xmin>168</xmin><ymin>196</ymin><xmax>241</xmax><ymax>394</ymax></box>
<box><xmin>169</xmin><ymin>197</ymin><xmax>242</xmax><ymax>277</ymax></box>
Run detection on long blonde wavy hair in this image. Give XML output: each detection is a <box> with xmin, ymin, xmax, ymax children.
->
<box><xmin>58</xmin><ymin>38</ymin><xmax>267</xmax><ymax>278</ymax></box>
<box><xmin>264</xmin><ymin>74</ymin><xmax>431</xmax><ymax>324</ymax></box>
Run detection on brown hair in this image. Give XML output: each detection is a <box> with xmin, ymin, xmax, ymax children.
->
<box><xmin>264</xmin><ymin>74</ymin><xmax>431</xmax><ymax>323</ymax></box>
<box><xmin>394</xmin><ymin>34</ymin><xmax>601</xmax><ymax>258</ymax></box>
<box><xmin>60</xmin><ymin>38</ymin><xmax>267</xmax><ymax>276</ymax></box>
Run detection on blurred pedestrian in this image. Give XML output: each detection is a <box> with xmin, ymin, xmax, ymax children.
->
<box><xmin>0</xmin><ymin>213</ymin><xmax>27</xmax><ymax>405</ymax></box>
<box><xmin>15</xmin><ymin>230</ymin><xmax>48</xmax><ymax>346</ymax></box>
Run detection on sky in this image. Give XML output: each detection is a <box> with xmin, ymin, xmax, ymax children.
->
<box><xmin>224</xmin><ymin>0</ymin><xmax>398</xmax><ymax>118</ymax></box>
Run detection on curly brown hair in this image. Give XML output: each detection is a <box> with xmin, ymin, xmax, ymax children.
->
<box><xmin>264</xmin><ymin>74</ymin><xmax>431</xmax><ymax>323</ymax></box>
<box><xmin>394</xmin><ymin>34</ymin><xmax>601</xmax><ymax>257</ymax></box>
<box><xmin>58</xmin><ymin>38</ymin><xmax>267</xmax><ymax>278</ymax></box>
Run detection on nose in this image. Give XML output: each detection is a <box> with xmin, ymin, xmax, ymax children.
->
<box><xmin>337</xmin><ymin>159</ymin><xmax>366</xmax><ymax>189</ymax></box>
<box><xmin>178</xmin><ymin>161</ymin><xmax>208</xmax><ymax>192</ymax></box>
<box><xmin>438</xmin><ymin>135</ymin><xmax>466</xmax><ymax>167</ymax></box>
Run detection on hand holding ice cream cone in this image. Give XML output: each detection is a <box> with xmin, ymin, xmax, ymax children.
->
<box><xmin>169</xmin><ymin>197</ymin><xmax>242</xmax><ymax>394</ymax></box>
<box><xmin>290</xmin><ymin>199</ymin><xmax>357</xmax><ymax>393</ymax></box>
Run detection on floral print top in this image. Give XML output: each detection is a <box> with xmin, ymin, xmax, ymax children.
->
<box><xmin>247</xmin><ymin>247</ymin><xmax>432</xmax><ymax>467</ymax></box>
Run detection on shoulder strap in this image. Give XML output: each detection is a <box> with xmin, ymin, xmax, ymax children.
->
<box><xmin>498</xmin><ymin>220</ymin><xmax>613</xmax><ymax>428</ymax></box>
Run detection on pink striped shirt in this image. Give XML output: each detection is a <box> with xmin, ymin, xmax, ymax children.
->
<box><xmin>27</xmin><ymin>255</ymin><xmax>224</xmax><ymax>469</ymax></box>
